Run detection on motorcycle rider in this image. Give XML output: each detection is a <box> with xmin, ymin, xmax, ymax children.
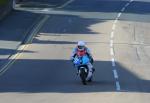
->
<box><xmin>71</xmin><ymin>41</ymin><xmax>95</xmax><ymax>81</ymax></box>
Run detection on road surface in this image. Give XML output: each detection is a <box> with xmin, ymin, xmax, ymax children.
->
<box><xmin>0</xmin><ymin>0</ymin><xmax>150</xmax><ymax>103</ymax></box>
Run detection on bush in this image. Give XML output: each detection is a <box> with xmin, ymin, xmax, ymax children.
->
<box><xmin>0</xmin><ymin>0</ymin><xmax>9</xmax><ymax>6</ymax></box>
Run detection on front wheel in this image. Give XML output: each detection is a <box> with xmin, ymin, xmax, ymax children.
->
<box><xmin>80</xmin><ymin>68</ymin><xmax>87</xmax><ymax>85</ymax></box>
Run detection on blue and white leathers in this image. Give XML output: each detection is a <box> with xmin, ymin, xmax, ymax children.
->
<box><xmin>73</xmin><ymin>55</ymin><xmax>89</xmax><ymax>65</ymax></box>
<box><xmin>73</xmin><ymin>55</ymin><xmax>93</xmax><ymax>80</ymax></box>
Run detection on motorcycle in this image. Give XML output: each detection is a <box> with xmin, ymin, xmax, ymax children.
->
<box><xmin>73</xmin><ymin>55</ymin><xmax>93</xmax><ymax>85</ymax></box>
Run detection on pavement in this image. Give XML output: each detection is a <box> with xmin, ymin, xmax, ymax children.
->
<box><xmin>0</xmin><ymin>0</ymin><xmax>150</xmax><ymax>103</ymax></box>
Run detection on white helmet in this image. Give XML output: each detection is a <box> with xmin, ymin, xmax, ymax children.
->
<box><xmin>77</xmin><ymin>41</ymin><xmax>85</xmax><ymax>46</ymax></box>
<box><xmin>77</xmin><ymin>41</ymin><xmax>86</xmax><ymax>51</ymax></box>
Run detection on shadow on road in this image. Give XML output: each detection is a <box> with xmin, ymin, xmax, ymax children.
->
<box><xmin>0</xmin><ymin>58</ymin><xmax>149</xmax><ymax>93</ymax></box>
<box><xmin>0</xmin><ymin>0</ymin><xmax>150</xmax><ymax>94</ymax></box>
<box><xmin>57</xmin><ymin>0</ymin><xmax>150</xmax><ymax>14</ymax></box>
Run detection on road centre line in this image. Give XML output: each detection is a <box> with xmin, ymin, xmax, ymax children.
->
<box><xmin>113</xmin><ymin>69</ymin><xmax>119</xmax><ymax>79</ymax></box>
<box><xmin>110</xmin><ymin>40</ymin><xmax>113</xmax><ymax>47</ymax></box>
<box><xmin>121</xmin><ymin>8</ymin><xmax>125</xmax><ymax>12</ymax></box>
<box><xmin>112</xmin><ymin>24</ymin><xmax>116</xmax><ymax>30</ymax></box>
<box><xmin>116</xmin><ymin>81</ymin><xmax>121</xmax><ymax>91</ymax></box>
<box><xmin>114</xmin><ymin>19</ymin><xmax>118</xmax><ymax>24</ymax></box>
<box><xmin>125</xmin><ymin>3</ymin><xmax>130</xmax><ymax>7</ymax></box>
<box><xmin>111</xmin><ymin>58</ymin><xmax>116</xmax><ymax>67</ymax></box>
<box><xmin>117</xmin><ymin>13</ymin><xmax>122</xmax><ymax>18</ymax></box>
<box><xmin>121</xmin><ymin>7</ymin><xmax>126</xmax><ymax>12</ymax></box>
<box><xmin>110</xmin><ymin>48</ymin><xmax>114</xmax><ymax>56</ymax></box>
<box><xmin>110</xmin><ymin>31</ymin><xmax>114</xmax><ymax>38</ymax></box>
<box><xmin>110</xmin><ymin>0</ymin><xmax>134</xmax><ymax>91</ymax></box>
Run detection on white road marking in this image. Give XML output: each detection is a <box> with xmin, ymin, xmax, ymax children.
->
<box><xmin>110</xmin><ymin>40</ymin><xmax>113</xmax><ymax>47</ymax></box>
<box><xmin>121</xmin><ymin>7</ymin><xmax>126</xmax><ymax>12</ymax></box>
<box><xmin>112</xmin><ymin>24</ymin><xmax>116</xmax><ymax>30</ymax></box>
<box><xmin>111</xmin><ymin>58</ymin><xmax>116</xmax><ymax>67</ymax></box>
<box><xmin>116</xmin><ymin>81</ymin><xmax>121</xmax><ymax>91</ymax></box>
<box><xmin>125</xmin><ymin>3</ymin><xmax>130</xmax><ymax>7</ymax></box>
<box><xmin>58</xmin><ymin>0</ymin><xmax>74</xmax><ymax>8</ymax></box>
<box><xmin>113</xmin><ymin>69</ymin><xmax>119</xmax><ymax>79</ymax></box>
<box><xmin>117</xmin><ymin>13</ymin><xmax>122</xmax><ymax>18</ymax></box>
<box><xmin>110</xmin><ymin>31</ymin><xmax>114</xmax><ymax>39</ymax></box>
<box><xmin>110</xmin><ymin>48</ymin><xmax>114</xmax><ymax>56</ymax></box>
<box><xmin>130</xmin><ymin>0</ymin><xmax>133</xmax><ymax>2</ymax></box>
<box><xmin>114</xmin><ymin>19</ymin><xmax>118</xmax><ymax>24</ymax></box>
<box><xmin>110</xmin><ymin>0</ymin><xmax>134</xmax><ymax>91</ymax></box>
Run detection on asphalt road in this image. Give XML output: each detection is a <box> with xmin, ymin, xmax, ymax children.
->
<box><xmin>0</xmin><ymin>9</ymin><xmax>40</xmax><ymax>68</ymax></box>
<box><xmin>0</xmin><ymin>0</ymin><xmax>150</xmax><ymax>103</ymax></box>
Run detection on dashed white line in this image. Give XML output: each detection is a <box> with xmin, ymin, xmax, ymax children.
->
<box><xmin>112</xmin><ymin>24</ymin><xmax>116</xmax><ymax>30</ymax></box>
<box><xmin>110</xmin><ymin>48</ymin><xmax>114</xmax><ymax>56</ymax></box>
<box><xmin>110</xmin><ymin>31</ymin><xmax>114</xmax><ymax>39</ymax></box>
<box><xmin>125</xmin><ymin>3</ymin><xmax>130</xmax><ymax>7</ymax></box>
<box><xmin>113</xmin><ymin>69</ymin><xmax>119</xmax><ymax>79</ymax></box>
<box><xmin>130</xmin><ymin>0</ymin><xmax>133</xmax><ymax>2</ymax></box>
<box><xmin>116</xmin><ymin>81</ymin><xmax>121</xmax><ymax>91</ymax></box>
<box><xmin>110</xmin><ymin>0</ymin><xmax>134</xmax><ymax>91</ymax></box>
<box><xmin>111</xmin><ymin>58</ymin><xmax>116</xmax><ymax>67</ymax></box>
<box><xmin>114</xmin><ymin>19</ymin><xmax>118</xmax><ymax>24</ymax></box>
<box><xmin>121</xmin><ymin>7</ymin><xmax>126</xmax><ymax>12</ymax></box>
<box><xmin>110</xmin><ymin>40</ymin><xmax>113</xmax><ymax>47</ymax></box>
<box><xmin>117</xmin><ymin>13</ymin><xmax>122</xmax><ymax>18</ymax></box>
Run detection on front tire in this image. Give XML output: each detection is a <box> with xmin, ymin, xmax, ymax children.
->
<box><xmin>80</xmin><ymin>68</ymin><xmax>87</xmax><ymax>85</ymax></box>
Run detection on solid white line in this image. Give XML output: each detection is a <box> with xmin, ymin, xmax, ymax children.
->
<box><xmin>116</xmin><ymin>81</ymin><xmax>121</xmax><ymax>91</ymax></box>
<box><xmin>110</xmin><ymin>31</ymin><xmax>114</xmax><ymax>38</ymax></box>
<box><xmin>113</xmin><ymin>69</ymin><xmax>118</xmax><ymax>79</ymax></box>
<box><xmin>111</xmin><ymin>58</ymin><xmax>116</xmax><ymax>66</ymax></box>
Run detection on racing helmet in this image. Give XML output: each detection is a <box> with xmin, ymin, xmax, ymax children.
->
<box><xmin>77</xmin><ymin>41</ymin><xmax>86</xmax><ymax>51</ymax></box>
